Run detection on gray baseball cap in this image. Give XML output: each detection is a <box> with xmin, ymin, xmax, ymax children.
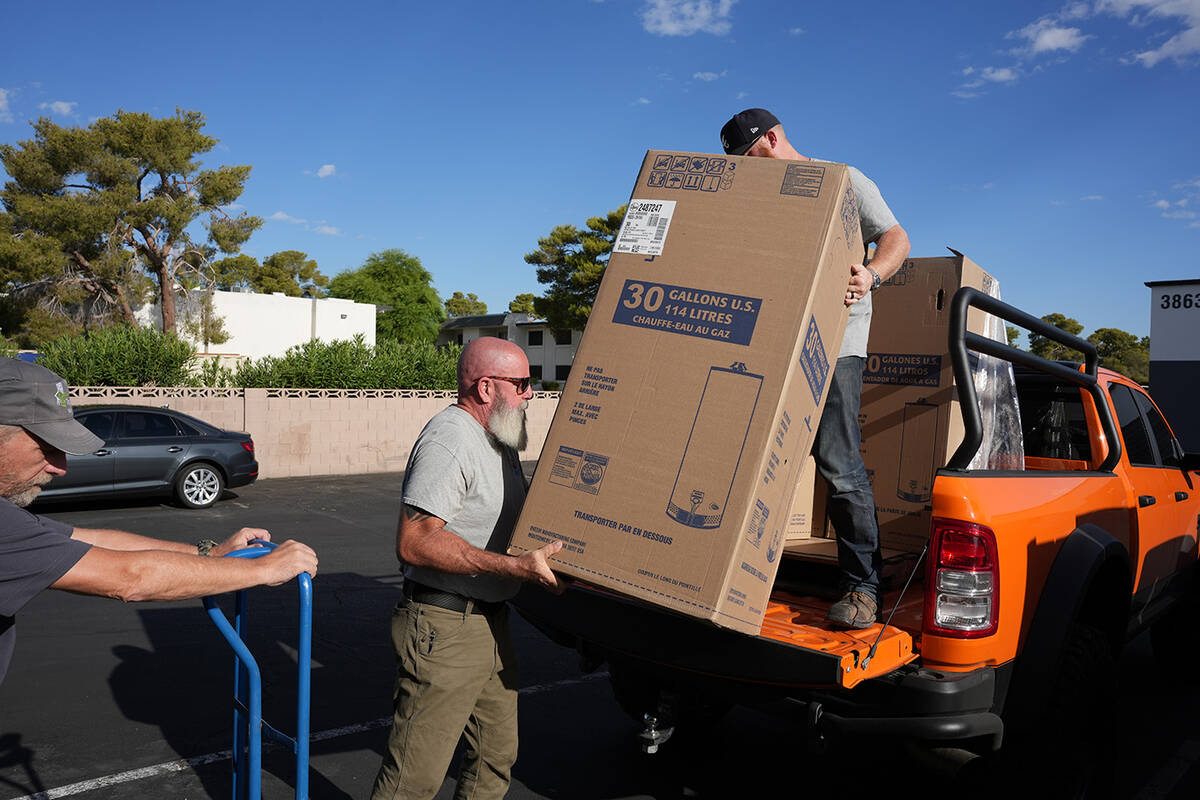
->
<box><xmin>0</xmin><ymin>358</ymin><xmax>104</xmax><ymax>455</ymax></box>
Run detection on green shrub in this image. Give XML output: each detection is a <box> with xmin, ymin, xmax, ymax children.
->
<box><xmin>232</xmin><ymin>335</ymin><xmax>461</xmax><ymax>389</ymax></box>
<box><xmin>38</xmin><ymin>325</ymin><xmax>195</xmax><ymax>387</ymax></box>
<box><xmin>197</xmin><ymin>357</ymin><xmax>234</xmax><ymax>388</ymax></box>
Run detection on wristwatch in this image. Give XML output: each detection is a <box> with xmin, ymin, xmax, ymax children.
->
<box><xmin>196</xmin><ymin>539</ymin><xmax>219</xmax><ymax>556</ymax></box>
<box><xmin>867</xmin><ymin>267</ymin><xmax>882</xmax><ymax>291</ymax></box>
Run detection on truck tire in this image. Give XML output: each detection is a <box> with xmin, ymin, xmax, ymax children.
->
<box><xmin>1003</xmin><ymin>622</ymin><xmax>1117</xmax><ymax>798</ymax></box>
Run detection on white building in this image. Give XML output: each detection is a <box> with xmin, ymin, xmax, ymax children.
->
<box><xmin>437</xmin><ymin>313</ymin><xmax>579</xmax><ymax>387</ymax></box>
<box><xmin>138</xmin><ymin>289</ymin><xmax>376</xmax><ymax>360</ymax></box>
<box><xmin>1145</xmin><ymin>279</ymin><xmax>1200</xmax><ymax>450</ymax></box>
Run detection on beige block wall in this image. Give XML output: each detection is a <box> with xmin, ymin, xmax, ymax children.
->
<box><xmin>70</xmin><ymin>388</ymin><xmax>560</xmax><ymax>479</ymax></box>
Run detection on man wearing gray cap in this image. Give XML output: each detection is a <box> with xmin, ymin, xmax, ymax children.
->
<box><xmin>0</xmin><ymin>357</ymin><xmax>319</xmax><ymax>684</ymax></box>
<box><xmin>720</xmin><ymin>108</ymin><xmax>911</xmax><ymax>629</ymax></box>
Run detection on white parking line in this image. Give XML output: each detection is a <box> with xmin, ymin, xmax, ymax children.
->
<box><xmin>8</xmin><ymin>672</ymin><xmax>610</xmax><ymax>800</ymax></box>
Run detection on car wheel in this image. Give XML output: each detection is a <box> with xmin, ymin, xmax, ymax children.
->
<box><xmin>175</xmin><ymin>463</ymin><xmax>225</xmax><ymax>509</ymax></box>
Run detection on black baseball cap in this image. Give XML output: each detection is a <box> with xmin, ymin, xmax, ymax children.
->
<box><xmin>0</xmin><ymin>358</ymin><xmax>104</xmax><ymax>455</ymax></box>
<box><xmin>720</xmin><ymin>108</ymin><xmax>780</xmax><ymax>155</ymax></box>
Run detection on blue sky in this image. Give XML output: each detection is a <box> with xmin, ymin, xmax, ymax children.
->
<box><xmin>2</xmin><ymin>0</ymin><xmax>1198</xmax><ymax>340</ymax></box>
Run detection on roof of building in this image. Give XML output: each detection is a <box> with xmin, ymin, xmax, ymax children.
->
<box><xmin>440</xmin><ymin>313</ymin><xmax>510</xmax><ymax>331</ymax></box>
<box><xmin>1145</xmin><ymin>279</ymin><xmax>1200</xmax><ymax>287</ymax></box>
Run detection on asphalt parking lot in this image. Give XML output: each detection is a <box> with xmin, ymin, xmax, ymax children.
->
<box><xmin>2</xmin><ymin>473</ymin><xmax>1200</xmax><ymax>799</ymax></box>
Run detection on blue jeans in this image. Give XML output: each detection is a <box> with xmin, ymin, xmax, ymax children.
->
<box><xmin>812</xmin><ymin>356</ymin><xmax>881</xmax><ymax>600</ymax></box>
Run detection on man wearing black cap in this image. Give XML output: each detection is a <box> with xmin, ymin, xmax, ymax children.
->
<box><xmin>720</xmin><ymin>108</ymin><xmax>911</xmax><ymax>629</ymax></box>
<box><xmin>0</xmin><ymin>357</ymin><xmax>319</xmax><ymax>685</ymax></box>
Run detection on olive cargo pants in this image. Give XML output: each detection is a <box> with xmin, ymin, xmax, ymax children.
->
<box><xmin>370</xmin><ymin>600</ymin><xmax>520</xmax><ymax>800</ymax></box>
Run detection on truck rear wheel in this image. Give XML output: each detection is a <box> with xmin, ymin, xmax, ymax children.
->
<box><xmin>1003</xmin><ymin>622</ymin><xmax>1117</xmax><ymax>797</ymax></box>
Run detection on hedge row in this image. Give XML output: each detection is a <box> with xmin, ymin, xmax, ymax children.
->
<box><xmin>30</xmin><ymin>326</ymin><xmax>461</xmax><ymax>390</ymax></box>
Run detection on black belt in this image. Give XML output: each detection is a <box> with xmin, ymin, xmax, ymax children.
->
<box><xmin>402</xmin><ymin>580</ymin><xmax>503</xmax><ymax>615</ymax></box>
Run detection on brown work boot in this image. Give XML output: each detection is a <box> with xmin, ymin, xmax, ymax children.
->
<box><xmin>825</xmin><ymin>591</ymin><xmax>878</xmax><ymax>629</ymax></box>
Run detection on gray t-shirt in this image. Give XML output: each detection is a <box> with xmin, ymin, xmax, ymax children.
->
<box><xmin>825</xmin><ymin>163</ymin><xmax>900</xmax><ymax>359</ymax></box>
<box><xmin>401</xmin><ymin>405</ymin><xmax>526</xmax><ymax>603</ymax></box>
<box><xmin>0</xmin><ymin>499</ymin><xmax>90</xmax><ymax>684</ymax></box>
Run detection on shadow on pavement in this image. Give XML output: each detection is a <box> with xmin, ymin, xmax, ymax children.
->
<box><xmin>0</xmin><ymin>734</ymin><xmax>45</xmax><ymax>798</ymax></box>
<box><xmin>108</xmin><ymin>570</ymin><xmax>399</xmax><ymax>799</ymax></box>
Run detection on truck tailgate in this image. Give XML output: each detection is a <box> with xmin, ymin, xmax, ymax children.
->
<box><xmin>760</xmin><ymin>591</ymin><xmax>918</xmax><ymax>688</ymax></box>
<box><xmin>512</xmin><ymin>582</ymin><xmax>917</xmax><ymax>690</ymax></box>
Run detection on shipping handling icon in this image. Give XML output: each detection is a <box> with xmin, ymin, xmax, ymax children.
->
<box><xmin>666</xmin><ymin>363</ymin><xmax>763</xmax><ymax>529</ymax></box>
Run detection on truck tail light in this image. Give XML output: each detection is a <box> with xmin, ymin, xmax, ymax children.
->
<box><xmin>924</xmin><ymin>518</ymin><xmax>999</xmax><ymax>638</ymax></box>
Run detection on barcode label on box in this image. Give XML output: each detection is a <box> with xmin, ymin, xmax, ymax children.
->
<box><xmin>614</xmin><ymin>199</ymin><xmax>677</xmax><ymax>256</ymax></box>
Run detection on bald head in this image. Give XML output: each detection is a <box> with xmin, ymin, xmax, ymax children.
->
<box><xmin>456</xmin><ymin>337</ymin><xmax>533</xmax><ymax>446</ymax></box>
<box><xmin>458</xmin><ymin>337</ymin><xmax>529</xmax><ymax>396</ymax></box>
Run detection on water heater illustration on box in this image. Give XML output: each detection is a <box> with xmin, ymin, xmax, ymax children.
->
<box><xmin>666</xmin><ymin>363</ymin><xmax>764</xmax><ymax>529</ymax></box>
<box><xmin>896</xmin><ymin>398</ymin><xmax>940</xmax><ymax>503</ymax></box>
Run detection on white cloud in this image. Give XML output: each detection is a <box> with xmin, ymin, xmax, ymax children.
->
<box><xmin>954</xmin><ymin>64</ymin><xmax>1018</xmax><ymax>96</ymax></box>
<box><xmin>38</xmin><ymin>100</ymin><xmax>77</xmax><ymax>116</ymax></box>
<box><xmin>0</xmin><ymin>88</ymin><xmax>12</xmax><ymax>123</ymax></box>
<box><xmin>693</xmin><ymin>70</ymin><xmax>726</xmax><ymax>81</ymax></box>
<box><xmin>957</xmin><ymin>1</ymin><xmax>1199</xmax><ymax>99</ymax></box>
<box><xmin>271</xmin><ymin>211</ymin><xmax>344</xmax><ymax>236</ymax></box>
<box><xmin>1063</xmin><ymin>2</ymin><xmax>1093</xmax><ymax>19</ymax></box>
<box><xmin>1151</xmin><ymin>174</ymin><xmax>1200</xmax><ymax>225</ymax></box>
<box><xmin>316</xmin><ymin>164</ymin><xmax>336</xmax><ymax>178</ymax></box>
<box><xmin>789</xmin><ymin>27</ymin><xmax>805</xmax><ymax>35</ymax></box>
<box><xmin>1010</xmin><ymin>19</ymin><xmax>1090</xmax><ymax>55</ymax></box>
<box><xmin>1098</xmin><ymin>1</ymin><xmax>1200</xmax><ymax>66</ymax></box>
<box><xmin>635</xmin><ymin>97</ymin><xmax>652</xmax><ymax>105</ymax></box>
<box><xmin>1081</xmin><ymin>194</ymin><xmax>1105</xmax><ymax>200</ymax></box>
<box><xmin>642</xmin><ymin>0</ymin><xmax>736</xmax><ymax>36</ymax></box>
<box><xmin>981</xmin><ymin>66</ymin><xmax>1019</xmax><ymax>82</ymax></box>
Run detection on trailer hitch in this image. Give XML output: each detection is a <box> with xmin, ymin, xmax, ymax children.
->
<box><xmin>638</xmin><ymin>713</ymin><xmax>675</xmax><ymax>754</ymax></box>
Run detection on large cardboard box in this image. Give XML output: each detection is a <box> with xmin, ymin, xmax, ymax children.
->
<box><xmin>508</xmin><ymin>151</ymin><xmax>864</xmax><ymax>634</ymax></box>
<box><xmin>784</xmin><ymin>249</ymin><xmax>998</xmax><ymax>556</ymax></box>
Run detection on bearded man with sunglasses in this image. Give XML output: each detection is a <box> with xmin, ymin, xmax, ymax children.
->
<box><xmin>371</xmin><ymin>336</ymin><xmax>565</xmax><ymax>800</ymax></box>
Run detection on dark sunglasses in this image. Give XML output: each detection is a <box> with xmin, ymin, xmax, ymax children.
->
<box><xmin>481</xmin><ymin>375</ymin><xmax>531</xmax><ymax>393</ymax></box>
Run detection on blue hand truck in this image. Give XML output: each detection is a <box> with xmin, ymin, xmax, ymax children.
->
<box><xmin>203</xmin><ymin>541</ymin><xmax>313</xmax><ymax>799</ymax></box>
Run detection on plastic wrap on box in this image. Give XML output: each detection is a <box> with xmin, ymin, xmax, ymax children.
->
<box><xmin>968</xmin><ymin>279</ymin><xmax>1025</xmax><ymax>471</ymax></box>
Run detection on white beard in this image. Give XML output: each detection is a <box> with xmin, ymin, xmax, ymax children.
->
<box><xmin>488</xmin><ymin>400</ymin><xmax>529</xmax><ymax>451</ymax></box>
<box><xmin>1</xmin><ymin>475</ymin><xmax>50</xmax><ymax>507</ymax></box>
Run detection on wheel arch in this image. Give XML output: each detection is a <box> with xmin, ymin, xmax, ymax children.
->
<box><xmin>175</xmin><ymin>457</ymin><xmax>230</xmax><ymax>483</ymax></box>
<box><xmin>1000</xmin><ymin>523</ymin><xmax>1131</xmax><ymax>720</ymax></box>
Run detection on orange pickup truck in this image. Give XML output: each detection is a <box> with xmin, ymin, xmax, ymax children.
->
<box><xmin>512</xmin><ymin>288</ymin><xmax>1200</xmax><ymax>791</ymax></box>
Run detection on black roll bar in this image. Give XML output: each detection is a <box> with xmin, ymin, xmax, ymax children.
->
<box><xmin>946</xmin><ymin>287</ymin><xmax>1122</xmax><ymax>472</ymax></box>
